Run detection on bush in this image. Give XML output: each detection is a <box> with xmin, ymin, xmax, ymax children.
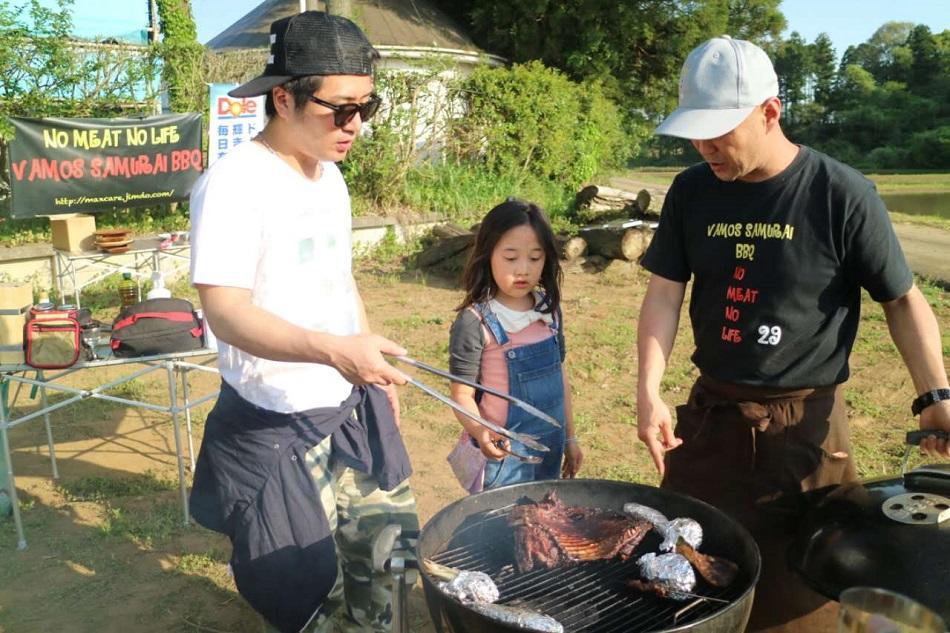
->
<box><xmin>867</xmin><ymin>145</ymin><xmax>910</xmax><ymax>170</ymax></box>
<box><xmin>343</xmin><ymin>59</ymin><xmax>464</xmax><ymax>208</ymax></box>
<box><xmin>904</xmin><ymin>126</ymin><xmax>950</xmax><ymax>169</ymax></box>
<box><xmin>400</xmin><ymin>160</ymin><xmax>575</xmax><ymax>224</ymax></box>
<box><xmin>448</xmin><ymin>61</ymin><xmax>633</xmax><ymax>190</ymax></box>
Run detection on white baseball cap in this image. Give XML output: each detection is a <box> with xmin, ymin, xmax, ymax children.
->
<box><xmin>655</xmin><ymin>35</ymin><xmax>778</xmax><ymax>140</ymax></box>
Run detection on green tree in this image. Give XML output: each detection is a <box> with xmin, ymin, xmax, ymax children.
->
<box><xmin>432</xmin><ymin>1</ymin><xmax>791</xmax><ymax>116</ymax></box>
<box><xmin>844</xmin><ymin>21</ymin><xmax>914</xmax><ymax>84</ymax></box>
<box><xmin>906</xmin><ymin>25</ymin><xmax>941</xmax><ymax>93</ymax></box>
<box><xmin>809</xmin><ymin>33</ymin><xmax>836</xmax><ymax>108</ymax></box>
<box><xmin>726</xmin><ymin>0</ymin><xmax>786</xmax><ymax>41</ymax></box>
<box><xmin>155</xmin><ymin>0</ymin><xmax>202</xmax><ymax>113</ymax></box>
<box><xmin>773</xmin><ymin>31</ymin><xmax>809</xmax><ymax>126</ymax></box>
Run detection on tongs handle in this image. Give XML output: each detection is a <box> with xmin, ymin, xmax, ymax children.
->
<box><xmin>393</xmin><ymin>355</ymin><xmax>561</xmax><ymax>429</ymax></box>
<box><xmin>900</xmin><ymin>429</ymin><xmax>950</xmax><ymax>476</ymax></box>
<box><xmin>906</xmin><ymin>430</ymin><xmax>950</xmax><ymax>445</ymax></box>
<box><xmin>402</xmin><ymin>375</ymin><xmax>549</xmax><ymax>454</ymax></box>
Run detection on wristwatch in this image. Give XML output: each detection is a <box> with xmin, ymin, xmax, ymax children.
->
<box><xmin>911</xmin><ymin>388</ymin><xmax>950</xmax><ymax>416</ymax></box>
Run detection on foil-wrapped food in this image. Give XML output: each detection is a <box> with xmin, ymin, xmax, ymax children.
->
<box><xmin>629</xmin><ymin>552</ymin><xmax>697</xmax><ymax>601</ymax></box>
<box><xmin>622</xmin><ymin>502</ymin><xmax>703</xmax><ymax>550</ymax></box>
<box><xmin>424</xmin><ymin>558</ymin><xmax>564</xmax><ymax>632</ymax></box>
<box><xmin>622</xmin><ymin>503</ymin><xmax>739</xmax><ymax>594</ymax></box>
<box><xmin>423</xmin><ymin>559</ymin><xmax>499</xmax><ymax>604</ymax></box>
<box><xmin>469</xmin><ymin>603</ymin><xmax>564</xmax><ymax>633</ymax></box>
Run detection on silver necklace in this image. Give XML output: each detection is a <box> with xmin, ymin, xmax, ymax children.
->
<box><xmin>255</xmin><ymin>133</ymin><xmax>278</xmax><ymax>155</ymax></box>
<box><xmin>255</xmin><ymin>133</ymin><xmax>323</xmax><ymax>179</ymax></box>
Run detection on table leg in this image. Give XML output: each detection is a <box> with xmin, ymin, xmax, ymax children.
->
<box><xmin>1</xmin><ymin>378</ymin><xmax>27</xmax><ymax>549</ymax></box>
<box><xmin>177</xmin><ymin>364</ymin><xmax>196</xmax><ymax>472</ymax></box>
<box><xmin>53</xmin><ymin>252</ymin><xmax>65</xmax><ymax>308</ymax></box>
<box><xmin>165</xmin><ymin>361</ymin><xmax>190</xmax><ymax>526</ymax></box>
<box><xmin>70</xmin><ymin>258</ymin><xmax>81</xmax><ymax>309</ymax></box>
<box><xmin>37</xmin><ymin>371</ymin><xmax>59</xmax><ymax>480</ymax></box>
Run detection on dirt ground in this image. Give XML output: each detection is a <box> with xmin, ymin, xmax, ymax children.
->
<box><xmin>0</xmin><ymin>259</ymin><xmax>947</xmax><ymax>633</ymax></box>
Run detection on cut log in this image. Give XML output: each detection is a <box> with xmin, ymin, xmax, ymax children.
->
<box><xmin>575</xmin><ymin>185</ymin><xmax>640</xmax><ymax>210</ymax></box>
<box><xmin>431</xmin><ymin>223</ymin><xmax>472</xmax><ymax>240</ymax></box>
<box><xmin>416</xmin><ymin>228</ymin><xmax>475</xmax><ymax>268</ymax></box>
<box><xmin>581</xmin><ymin>226</ymin><xmax>652</xmax><ymax>262</ymax></box>
<box><xmin>636</xmin><ymin>189</ymin><xmax>651</xmax><ymax>214</ymax></box>
<box><xmin>557</xmin><ymin>235</ymin><xmax>587</xmax><ymax>261</ymax></box>
<box><xmin>575</xmin><ymin>203</ymin><xmax>638</xmax><ymax>225</ymax></box>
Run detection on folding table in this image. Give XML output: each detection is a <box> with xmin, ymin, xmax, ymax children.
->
<box><xmin>0</xmin><ymin>348</ymin><xmax>218</xmax><ymax>549</ymax></box>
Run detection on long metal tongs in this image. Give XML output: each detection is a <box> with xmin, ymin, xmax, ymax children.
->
<box><xmin>394</xmin><ymin>355</ymin><xmax>561</xmax><ymax>429</ymax></box>
<box><xmin>392</xmin><ymin>357</ymin><xmax>550</xmax><ymax>454</ymax></box>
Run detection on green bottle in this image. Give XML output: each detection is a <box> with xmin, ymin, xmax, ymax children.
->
<box><xmin>118</xmin><ymin>272</ymin><xmax>137</xmax><ymax>307</ymax></box>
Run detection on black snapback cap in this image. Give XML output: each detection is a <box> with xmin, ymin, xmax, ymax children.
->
<box><xmin>229</xmin><ymin>11</ymin><xmax>379</xmax><ymax>98</ymax></box>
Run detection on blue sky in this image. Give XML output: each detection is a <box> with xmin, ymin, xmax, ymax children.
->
<box><xmin>40</xmin><ymin>0</ymin><xmax>950</xmax><ymax>58</ymax></box>
<box><xmin>190</xmin><ymin>0</ymin><xmax>948</xmax><ymax>54</ymax></box>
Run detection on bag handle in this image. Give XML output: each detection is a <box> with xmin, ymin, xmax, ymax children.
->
<box><xmin>113</xmin><ymin>311</ymin><xmax>195</xmax><ymax>330</ymax></box>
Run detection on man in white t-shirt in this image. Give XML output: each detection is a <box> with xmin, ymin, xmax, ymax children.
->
<box><xmin>188</xmin><ymin>12</ymin><xmax>418</xmax><ymax>633</ymax></box>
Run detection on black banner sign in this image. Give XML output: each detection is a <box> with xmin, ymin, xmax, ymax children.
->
<box><xmin>7</xmin><ymin>114</ymin><xmax>203</xmax><ymax>218</ymax></box>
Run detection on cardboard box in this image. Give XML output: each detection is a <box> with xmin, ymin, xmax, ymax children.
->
<box><xmin>0</xmin><ymin>344</ymin><xmax>24</xmax><ymax>366</ymax></box>
<box><xmin>51</xmin><ymin>214</ymin><xmax>97</xmax><ymax>252</ymax></box>
<box><xmin>0</xmin><ymin>312</ymin><xmax>28</xmax><ymax>347</ymax></box>
<box><xmin>0</xmin><ymin>282</ymin><xmax>31</xmax><ymax>354</ymax></box>
<box><xmin>0</xmin><ymin>282</ymin><xmax>32</xmax><ymax>311</ymax></box>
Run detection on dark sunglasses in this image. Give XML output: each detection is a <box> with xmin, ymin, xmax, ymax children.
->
<box><xmin>307</xmin><ymin>94</ymin><xmax>382</xmax><ymax>127</ymax></box>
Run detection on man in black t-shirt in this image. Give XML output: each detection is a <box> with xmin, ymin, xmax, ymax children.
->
<box><xmin>636</xmin><ymin>36</ymin><xmax>950</xmax><ymax>632</ymax></box>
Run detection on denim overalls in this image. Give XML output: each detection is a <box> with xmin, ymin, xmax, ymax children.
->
<box><xmin>476</xmin><ymin>302</ymin><xmax>566</xmax><ymax>489</ymax></box>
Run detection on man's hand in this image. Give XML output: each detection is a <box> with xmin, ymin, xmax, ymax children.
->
<box><xmin>382</xmin><ymin>383</ymin><xmax>401</xmax><ymax>427</ymax></box>
<box><xmin>328</xmin><ymin>333</ymin><xmax>408</xmax><ymax>386</ymax></box>
<box><xmin>637</xmin><ymin>395</ymin><xmax>683</xmax><ymax>476</ymax></box>
<box><xmin>919</xmin><ymin>400</ymin><xmax>950</xmax><ymax>459</ymax></box>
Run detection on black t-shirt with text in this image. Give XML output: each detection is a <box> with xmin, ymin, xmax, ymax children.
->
<box><xmin>641</xmin><ymin>146</ymin><xmax>912</xmax><ymax>388</ymax></box>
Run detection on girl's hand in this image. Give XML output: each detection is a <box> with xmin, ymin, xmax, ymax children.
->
<box><xmin>562</xmin><ymin>438</ymin><xmax>584</xmax><ymax>478</ymax></box>
<box><xmin>473</xmin><ymin>427</ymin><xmax>509</xmax><ymax>460</ymax></box>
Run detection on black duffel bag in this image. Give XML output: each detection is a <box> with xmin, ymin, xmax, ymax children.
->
<box><xmin>110</xmin><ymin>298</ymin><xmax>204</xmax><ymax>358</ymax></box>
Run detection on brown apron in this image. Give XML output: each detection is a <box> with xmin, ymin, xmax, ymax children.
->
<box><xmin>662</xmin><ymin>375</ymin><xmax>857</xmax><ymax>632</ymax></box>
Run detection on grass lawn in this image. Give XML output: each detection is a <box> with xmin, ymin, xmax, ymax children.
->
<box><xmin>0</xmin><ymin>256</ymin><xmax>947</xmax><ymax>632</ymax></box>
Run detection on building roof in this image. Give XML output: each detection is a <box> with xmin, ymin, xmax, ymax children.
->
<box><xmin>206</xmin><ymin>0</ymin><xmax>486</xmax><ymax>54</ymax></box>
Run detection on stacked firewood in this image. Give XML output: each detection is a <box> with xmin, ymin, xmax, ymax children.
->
<box><xmin>573</xmin><ymin>185</ymin><xmax>655</xmax><ymax>225</ymax></box>
<box><xmin>415</xmin><ymin>185</ymin><xmax>658</xmax><ymax>271</ymax></box>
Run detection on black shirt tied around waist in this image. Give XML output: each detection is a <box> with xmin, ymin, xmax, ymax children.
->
<box><xmin>190</xmin><ymin>380</ymin><xmax>412</xmax><ymax>633</ymax></box>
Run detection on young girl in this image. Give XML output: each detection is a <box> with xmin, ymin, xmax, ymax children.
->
<box><xmin>447</xmin><ymin>198</ymin><xmax>582</xmax><ymax>493</ymax></box>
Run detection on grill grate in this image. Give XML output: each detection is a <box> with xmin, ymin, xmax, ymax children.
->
<box><xmin>427</xmin><ymin>508</ymin><xmax>747</xmax><ymax>633</ymax></box>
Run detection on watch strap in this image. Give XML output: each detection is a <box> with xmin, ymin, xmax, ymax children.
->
<box><xmin>911</xmin><ymin>388</ymin><xmax>950</xmax><ymax>416</ymax></box>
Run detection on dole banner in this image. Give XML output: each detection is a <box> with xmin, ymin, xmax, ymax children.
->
<box><xmin>7</xmin><ymin>114</ymin><xmax>203</xmax><ymax>218</ymax></box>
<box><xmin>209</xmin><ymin>83</ymin><xmax>265</xmax><ymax>166</ymax></box>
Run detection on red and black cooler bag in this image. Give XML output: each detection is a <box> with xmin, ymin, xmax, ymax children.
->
<box><xmin>110</xmin><ymin>298</ymin><xmax>203</xmax><ymax>358</ymax></box>
<box><xmin>24</xmin><ymin>307</ymin><xmax>81</xmax><ymax>368</ymax></box>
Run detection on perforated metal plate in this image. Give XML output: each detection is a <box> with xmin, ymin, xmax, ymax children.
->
<box><xmin>882</xmin><ymin>492</ymin><xmax>950</xmax><ymax>525</ymax></box>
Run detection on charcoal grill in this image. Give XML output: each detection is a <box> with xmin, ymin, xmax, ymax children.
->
<box><xmin>419</xmin><ymin>479</ymin><xmax>760</xmax><ymax>632</ymax></box>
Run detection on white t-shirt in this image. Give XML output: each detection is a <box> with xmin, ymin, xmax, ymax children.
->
<box><xmin>190</xmin><ymin>141</ymin><xmax>358</xmax><ymax>412</ymax></box>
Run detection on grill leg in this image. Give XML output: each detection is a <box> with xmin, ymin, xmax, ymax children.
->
<box><xmin>391</xmin><ymin>557</ymin><xmax>408</xmax><ymax>633</ymax></box>
<box><xmin>371</xmin><ymin>524</ymin><xmax>418</xmax><ymax>633</ymax></box>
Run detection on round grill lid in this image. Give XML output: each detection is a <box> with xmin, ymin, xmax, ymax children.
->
<box><xmin>789</xmin><ymin>464</ymin><xmax>950</xmax><ymax>622</ymax></box>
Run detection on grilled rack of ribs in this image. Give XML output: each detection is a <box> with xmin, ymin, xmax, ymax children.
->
<box><xmin>509</xmin><ymin>491</ymin><xmax>651</xmax><ymax>572</ymax></box>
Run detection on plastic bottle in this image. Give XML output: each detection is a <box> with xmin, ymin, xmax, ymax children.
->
<box><xmin>146</xmin><ymin>271</ymin><xmax>171</xmax><ymax>300</ymax></box>
<box><xmin>35</xmin><ymin>291</ymin><xmax>54</xmax><ymax>311</ymax></box>
<box><xmin>118</xmin><ymin>272</ymin><xmax>137</xmax><ymax>307</ymax></box>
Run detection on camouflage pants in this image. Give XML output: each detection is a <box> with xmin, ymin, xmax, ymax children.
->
<box><xmin>262</xmin><ymin>434</ymin><xmax>419</xmax><ymax>633</ymax></box>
